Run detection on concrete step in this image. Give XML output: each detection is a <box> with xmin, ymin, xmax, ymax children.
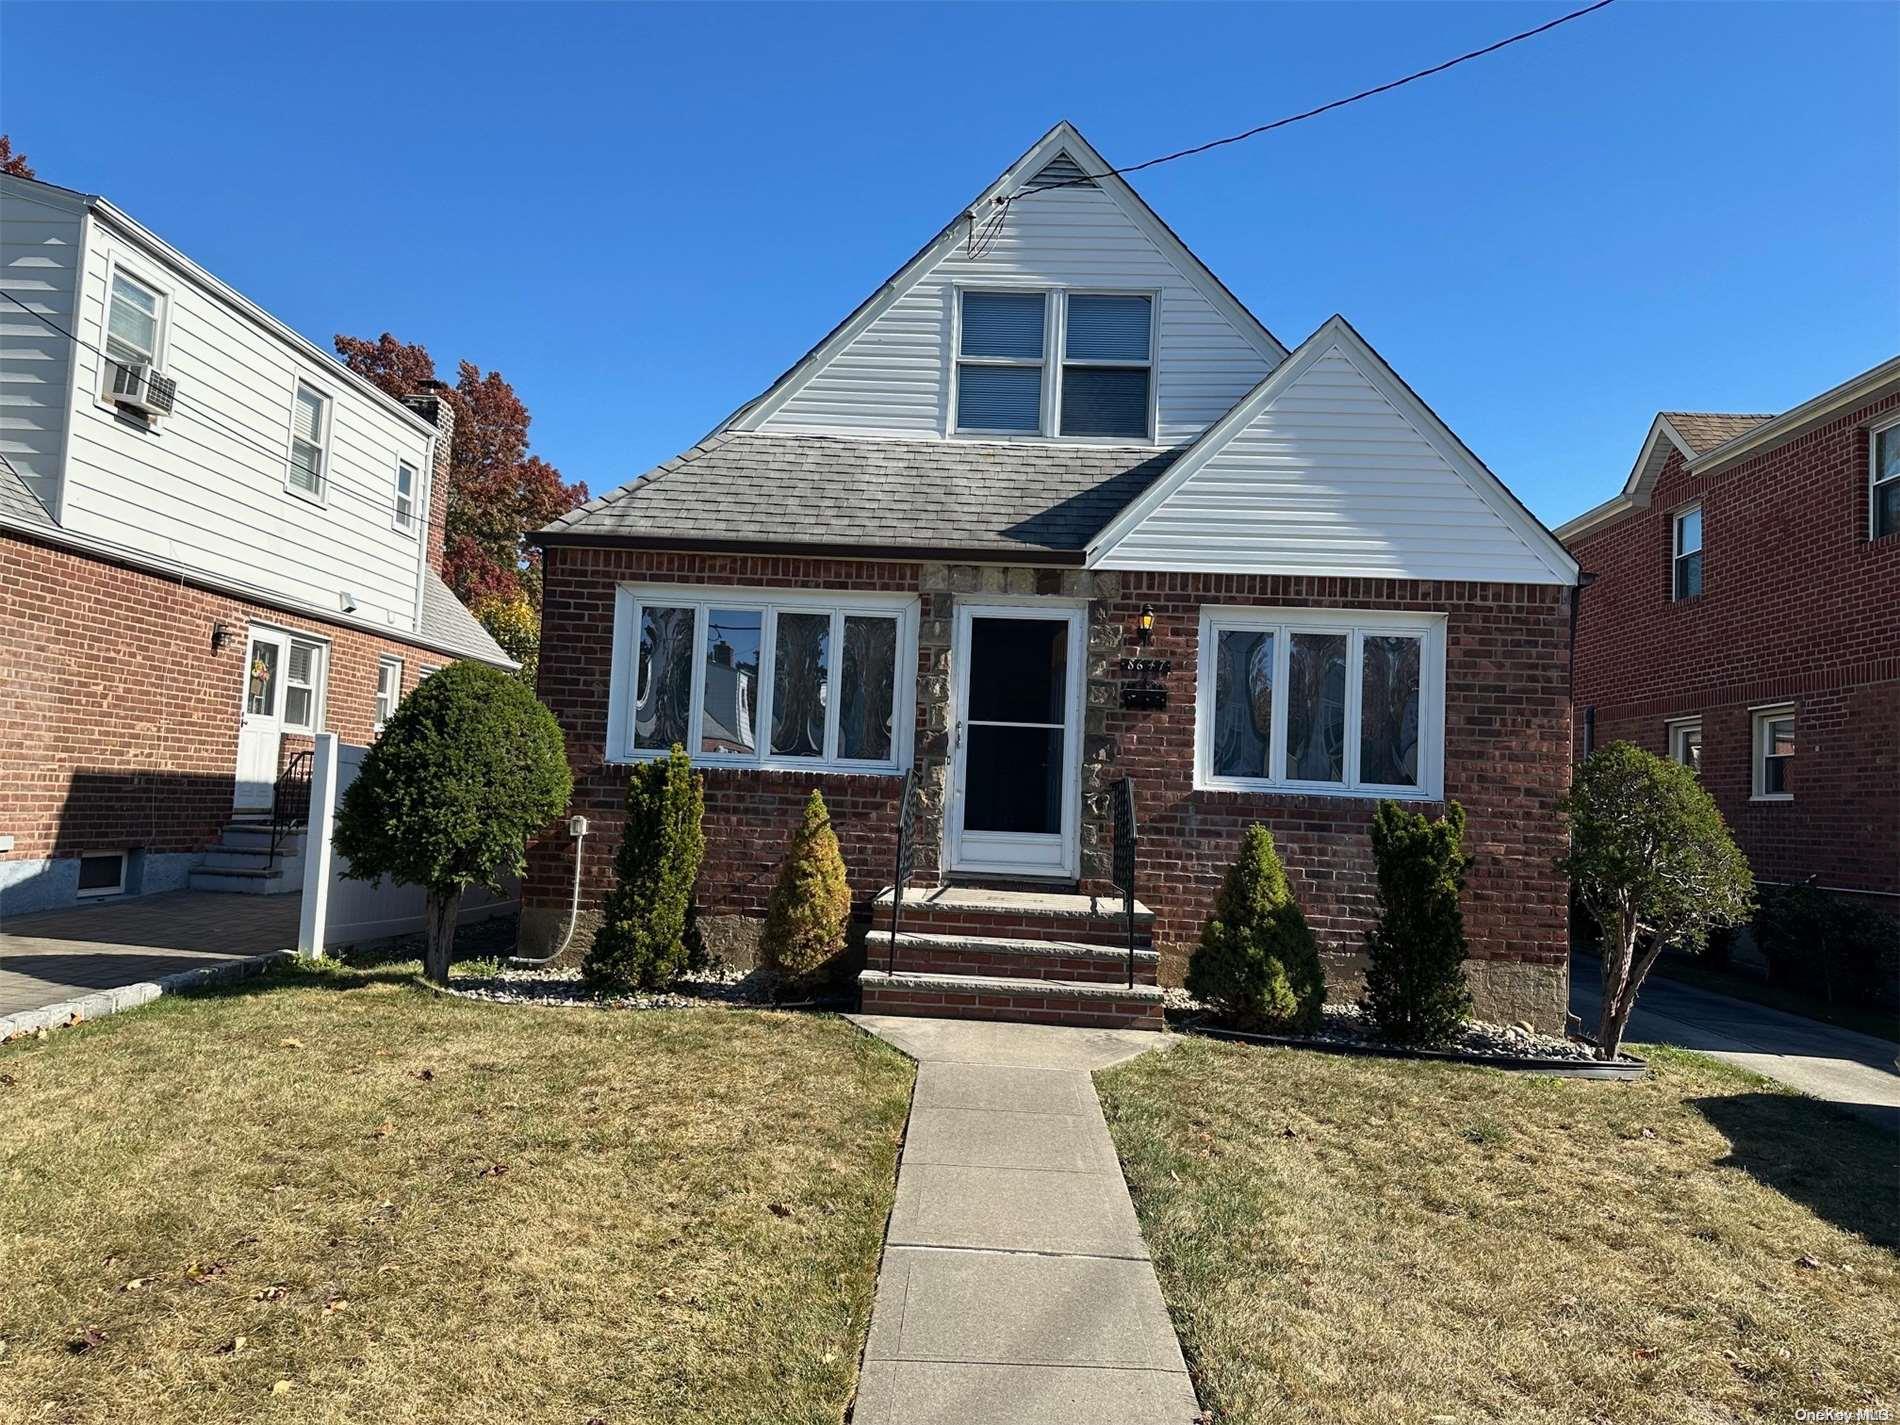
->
<box><xmin>216</xmin><ymin>825</ymin><xmax>304</xmax><ymax>853</ymax></box>
<box><xmin>859</xmin><ymin>969</ymin><xmax>1166</xmax><ymax>1031</ymax></box>
<box><xmin>200</xmin><ymin>847</ymin><xmax>287</xmax><ymax>871</ymax></box>
<box><xmin>873</xmin><ymin>930</ymin><xmax>1158</xmax><ymax>985</ymax></box>
<box><xmin>189</xmin><ymin>866</ymin><xmax>300</xmax><ymax>895</ymax></box>
<box><xmin>874</xmin><ymin>885</ymin><xmax>1154</xmax><ymax>949</ymax></box>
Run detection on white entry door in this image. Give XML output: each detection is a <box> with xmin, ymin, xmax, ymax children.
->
<box><xmin>947</xmin><ymin>602</ymin><xmax>1086</xmax><ymax>879</ymax></box>
<box><xmin>235</xmin><ymin>627</ymin><xmax>286</xmax><ymax>812</ymax></box>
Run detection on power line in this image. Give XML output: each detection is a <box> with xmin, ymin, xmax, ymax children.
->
<box><xmin>0</xmin><ymin>287</ymin><xmax>435</xmax><ymax>526</ymax></box>
<box><xmin>1005</xmin><ymin>0</ymin><xmax>1617</xmax><ymax>204</ymax></box>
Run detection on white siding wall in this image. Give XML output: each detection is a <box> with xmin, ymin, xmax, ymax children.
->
<box><xmin>752</xmin><ymin>182</ymin><xmax>1277</xmax><ymax>446</ymax></box>
<box><xmin>0</xmin><ymin>186</ymin><xmax>83</xmax><ymax>513</ymax></box>
<box><xmin>59</xmin><ymin>215</ymin><xmax>431</xmax><ymax>629</ymax></box>
<box><xmin>1098</xmin><ymin>345</ymin><xmax>1566</xmax><ymax>582</ymax></box>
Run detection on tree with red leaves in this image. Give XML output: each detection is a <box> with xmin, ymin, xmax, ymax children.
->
<box><xmin>0</xmin><ymin>135</ymin><xmax>35</xmax><ymax>179</ymax></box>
<box><xmin>334</xmin><ymin>332</ymin><xmax>586</xmax><ymax>610</ymax></box>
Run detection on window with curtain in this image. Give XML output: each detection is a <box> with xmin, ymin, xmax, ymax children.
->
<box><xmin>375</xmin><ymin>657</ymin><xmax>404</xmax><ymax>731</ymax></box>
<box><xmin>956</xmin><ymin>290</ymin><xmax>1046</xmax><ymax>433</ymax></box>
<box><xmin>288</xmin><ymin>383</ymin><xmax>330</xmax><ymax>498</ymax></box>
<box><xmin>282</xmin><ymin>639</ymin><xmax>323</xmax><ymax>732</ymax></box>
<box><xmin>618</xmin><ymin>590</ymin><xmax>914</xmax><ymax>772</ymax></box>
<box><xmin>1061</xmin><ymin>293</ymin><xmax>1152</xmax><ymax>438</ymax></box>
<box><xmin>1199</xmin><ymin>609</ymin><xmax>1443</xmax><ymax>797</ymax></box>
<box><xmin>105</xmin><ymin>271</ymin><xmax>162</xmax><ymax>368</ymax></box>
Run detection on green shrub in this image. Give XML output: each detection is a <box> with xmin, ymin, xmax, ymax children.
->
<box><xmin>1360</xmin><ymin>800</ymin><xmax>1473</xmax><ymax>1046</ymax></box>
<box><xmin>583</xmin><ymin>746</ymin><xmax>705</xmax><ymax>992</ymax></box>
<box><xmin>334</xmin><ymin>661</ymin><xmax>571</xmax><ymax>986</ymax></box>
<box><xmin>1185</xmin><ymin>825</ymin><xmax>1325</xmax><ymax>1032</ymax></box>
<box><xmin>1755</xmin><ymin>883</ymin><xmax>1900</xmax><ymax>1009</ymax></box>
<box><xmin>760</xmin><ymin>790</ymin><xmax>852</xmax><ymax>983</ymax></box>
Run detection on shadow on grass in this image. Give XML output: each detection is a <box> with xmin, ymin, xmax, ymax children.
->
<box><xmin>1691</xmin><ymin>1092</ymin><xmax>1900</xmax><ymax>1249</ymax></box>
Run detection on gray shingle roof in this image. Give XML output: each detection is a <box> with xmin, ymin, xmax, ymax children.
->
<box><xmin>420</xmin><ymin>567</ymin><xmax>514</xmax><ymax>666</ymax></box>
<box><xmin>1663</xmin><ymin>412</ymin><xmax>1776</xmax><ymax>455</ymax></box>
<box><xmin>0</xmin><ymin>460</ymin><xmax>56</xmax><ymax>531</ymax></box>
<box><xmin>540</xmin><ymin>431</ymin><xmax>1185</xmax><ymax>555</ymax></box>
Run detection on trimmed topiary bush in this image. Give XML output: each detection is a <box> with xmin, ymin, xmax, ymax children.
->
<box><xmin>1360</xmin><ymin>799</ymin><xmax>1473</xmax><ymax>1046</ymax></box>
<box><xmin>1185</xmin><ymin>824</ymin><xmax>1325</xmax><ymax>1032</ymax></box>
<box><xmin>760</xmin><ymin>790</ymin><xmax>852</xmax><ymax>983</ymax></box>
<box><xmin>583</xmin><ymin>745</ymin><xmax>705</xmax><ymax>992</ymax></box>
<box><xmin>334</xmin><ymin>660</ymin><xmax>571</xmax><ymax>986</ymax></box>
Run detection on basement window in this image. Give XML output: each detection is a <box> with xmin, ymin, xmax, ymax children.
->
<box><xmin>76</xmin><ymin>850</ymin><xmax>128</xmax><ymax>898</ymax></box>
<box><xmin>613</xmin><ymin>585</ymin><xmax>916</xmax><ymax>773</ymax></box>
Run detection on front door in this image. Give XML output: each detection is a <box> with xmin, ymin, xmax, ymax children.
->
<box><xmin>235</xmin><ymin>627</ymin><xmax>286</xmax><ymax>812</ymax></box>
<box><xmin>948</xmin><ymin>603</ymin><xmax>1085</xmax><ymax>879</ymax></box>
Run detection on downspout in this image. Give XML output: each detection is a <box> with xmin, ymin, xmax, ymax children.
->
<box><xmin>1570</xmin><ymin>572</ymin><xmax>1596</xmax><ymax>757</ymax></box>
<box><xmin>507</xmin><ymin>814</ymin><xmax>589</xmax><ymax>968</ymax></box>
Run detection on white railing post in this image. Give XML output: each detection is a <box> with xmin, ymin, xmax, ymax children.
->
<box><xmin>296</xmin><ymin>732</ymin><xmax>339</xmax><ymax>958</ymax></box>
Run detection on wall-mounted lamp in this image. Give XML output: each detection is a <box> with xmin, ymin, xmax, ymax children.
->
<box><xmin>211</xmin><ymin>621</ymin><xmax>231</xmax><ymax>653</ymax></box>
<box><xmin>1137</xmin><ymin>604</ymin><xmax>1155</xmax><ymax>644</ymax></box>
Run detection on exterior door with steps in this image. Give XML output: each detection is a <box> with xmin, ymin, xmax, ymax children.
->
<box><xmin>235</xmin><ymin>627</ymin><xmax>287</xmax><ymax>813</ymax></box>
<box><xmin>946</xmin><ymin>603</ymin><xmax>1086</xmax><ymax>881</ymax></box>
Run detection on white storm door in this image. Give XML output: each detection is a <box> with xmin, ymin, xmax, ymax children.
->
<box><xmin>235</xmin><ymin>627</ymin><xmax>286</xmax><ymax>811</ymax></box>
<box><xmin>947</xmin><ymin>603</ymin><xmax>1086</xmax><ymax>879</ymax></box>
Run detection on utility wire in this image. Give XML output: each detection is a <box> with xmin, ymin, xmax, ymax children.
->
<box><xmin>1004</xmin><ymin>0</ymin><xmax>1617</xmax><ymax>204</ymax></box>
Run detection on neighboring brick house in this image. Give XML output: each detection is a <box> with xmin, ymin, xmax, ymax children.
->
<box><xmin>1557</xmin><ymin>356</ymin><xmax>1900</xmax><ymax>912</ymax></box>
<box><xmin>0</xmin><ymin>172</ymin><xmax>510</xmax><ymax>915</ymax></box>
<box><xmin>526</xmin><ymin>122</ymin><xmax>1581</xmax><ymax>1030</ymax></box>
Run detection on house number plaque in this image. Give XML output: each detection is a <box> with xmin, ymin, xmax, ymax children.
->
<box><xmin>1118</xmin><ymin>658</ymin><xmax>1172</xmax><ymax>711</ymax></box>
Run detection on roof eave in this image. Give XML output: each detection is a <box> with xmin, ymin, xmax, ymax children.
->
<box><xmin>1684</xmin><ymin>354</ymin><xmax>1900</xmax><ymax>476</ymax></box>
<box><xmin>530</xmin><ymin>530</ymin><xmax>1087</xmax><ymax>565</ymax></box>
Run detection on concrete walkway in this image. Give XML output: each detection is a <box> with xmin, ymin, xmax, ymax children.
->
<box><xmin>0</xmin><ymin>891</ymin><xmax>297</xmax><ymax>1030</ymax></box>
<box><xmin>1571</xmin><ymin>955</ymin><xmax>1900</xmax><ymax>1133</ymax></box>
<box><xmin>848</xmin><ymin>1014</ymin><xmax>1198</xmax><ymax>1425</ymax></box>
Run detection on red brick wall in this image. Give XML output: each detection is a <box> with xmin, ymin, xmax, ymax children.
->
<box><xmin>526</xmin><ymin>548</ymin><xmax>1575</xmax><ymax>1001</ymax></box>
<box><xmin>0</xmin><ymin>531</ymin><xmax>468</xmax><ymax>864</ymax></box>
<box><xmin>1567</xmin><ymin>391</ymin><xmax>1900</xmax><ymax>896</ymax></box>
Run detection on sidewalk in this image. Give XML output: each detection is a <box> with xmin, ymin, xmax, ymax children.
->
<box><xmin>848</xmin><ymin>1014</ymin><xmax>1198</xmax><ymax>1424</ymax></box>
<box><xmin>1571</xmin><ymin>954</ymin><xmax>1900</xmax><ymax>1133</ymax></box>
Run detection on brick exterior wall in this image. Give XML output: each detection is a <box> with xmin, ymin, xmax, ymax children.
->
<box><xmin>0</xmin><ymin>531</ymin><xmax>466</xmax><ymax>877</ymax></box>
<box><xmin>525</xmin><ymin>546</ymin><xmax>1576</xmax><ymax>1027</ymax></box>
<box><xmin>1566</xmin><ymin>389</ymin><xmax>1900</xmax><ymax>901</ymax></box>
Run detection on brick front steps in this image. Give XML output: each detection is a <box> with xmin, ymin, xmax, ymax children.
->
<box><xmin>858</xmin><ymin>885</ymin><xmax>1164</xmax><ymax>1030</ymax></box>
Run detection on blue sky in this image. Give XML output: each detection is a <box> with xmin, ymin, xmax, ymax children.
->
<box><xmin>3</xmin><ymin>1</ymin><xmax>1894</xmax><ymax>526</ymax></box>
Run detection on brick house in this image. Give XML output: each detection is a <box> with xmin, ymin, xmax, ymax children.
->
<box><xmin>1558</xmin><ymin>356</ymin><xmax>1900</xmax><ymax>913</ymax></box>
<box><xmin>525</xmin><ymin>123</ymin><xmax>1581</xmax><ymax>1029</ymax></box>
<box><xmin>0</xmin><ymin>172</ymin><xmax>510</xmax><ymax>915</ymax></box>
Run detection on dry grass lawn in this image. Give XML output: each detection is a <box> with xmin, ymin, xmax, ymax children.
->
<box><xmin>1097</xmin><ymin>1039</ymin><xmax>1898</xmax><ymax>1425</ymax></box>
<box><xmin>0</xmin><ymin>963</ymin><xmax>914</xmax><ymax>1425</ymax></box>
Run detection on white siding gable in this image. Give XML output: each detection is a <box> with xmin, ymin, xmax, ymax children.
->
<box><xmin>0</xmin><ymin>183</ymin><xmax>84</xmax><ymax>515</ymax></box>
<box><xmin>736</xmin><ymin>124</ymin><xmax>1284</xmax><ymax>446</ymax></box>
<box><xmin>1090</xmin><ymin>317</ymin><xmax>1577</xmax><ymax>585</ymax></box>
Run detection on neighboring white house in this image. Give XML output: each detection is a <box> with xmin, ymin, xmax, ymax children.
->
<box><xmin>0</xmin><ymin>171</ymin><xmax>510</xmax><ymax>915</ymax></box>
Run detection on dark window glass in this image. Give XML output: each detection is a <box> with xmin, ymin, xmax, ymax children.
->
<box><xmin>770</xmin><ymin>611</ymin><xmax>829</xmax><ymax>759</ymax></box>
<box><xmin>1286</xmin><ymin>632</ymin><xmax>1347</xmax><ymax>783</ymax></box>
<box><xmin>967</xmin><ymin>618</ymin><xmax>1067</xmax><ymax>724</ymax></box>
<box><xmin>78</xmin><ymin>854</ymin><xmax>124</xmax><ymax>891</ymax></box>
<box><xmin>839</xmin><ymin>615</ymin><xmax>898</xmax><ymax>762</ymax></box>
<box><xmin>963</xmin><ymin>725</ymin><xmax>1063</xmax><ymax>834</ymax></box>
<box><xmin>633</xmin><ymin>605</ymin><xmax>695</xmax><ymax>752</ymax></box>
<box><xmin>1359</xmin><ymin>635</ymin><xmax>1421</xmax><ymax>787</ymax></box>
<box><xmin>1211</xmin><ymin>629</ymin><xmax>1273</xmax><ymax>779</ymax></box>
<box><xmin>1060</xmin><ymin>367</ymin><xmax>1150</xmax><ymax>438</ymax></box>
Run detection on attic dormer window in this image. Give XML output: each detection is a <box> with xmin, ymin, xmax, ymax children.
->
<box><xmin>956</xmin><ymin>290</ymin><xmax>1046</xmax><ymax>434</ymax></box>
<box><xmin>1061</xmin><ymin>294</ymin><xmax>1152</xmax><ymax>438</ymax></box>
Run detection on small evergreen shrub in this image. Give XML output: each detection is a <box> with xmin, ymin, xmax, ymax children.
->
<box><xmin>1360</xmin><ymin>799</ymin><xmax>1473</xmax><ymax>1046</ymax></box>
<box><xmin>1755</xmin><ymin>883</ymin><xmax>1900</xmax><ymax>1009</ymax></box>
<box><xmin>1185</xmin><ymin>825</ymin><xmax>1325</xmax><ymax>1032</ymax></box>
<box><xmin>760</xmin><ymin>790</ymin><xmax>852</xmax><ymax>982</ymax></box>
<box><xmin>582</xmin><ymin>745</ymin><xmax>705</xmax><ymax>992</ymax></box>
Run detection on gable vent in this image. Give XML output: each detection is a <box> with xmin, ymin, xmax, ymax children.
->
<box><xmin>1026</xmin><ymin>152</ymin><xmax>1097</xmax><ymax>190</ymax></box>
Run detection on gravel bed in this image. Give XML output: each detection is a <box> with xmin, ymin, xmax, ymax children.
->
<box><xmin>448</xmin><ymin>964</ymin><xmax>782</xmax><ymax>1011</ymax></box>
<box><xmin>1163</xmin><ymin>991</ymin><xmax>1621</xmax><ymax>1065</ymax></box>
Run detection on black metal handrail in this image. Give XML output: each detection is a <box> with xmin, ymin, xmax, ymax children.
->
<box><xmin>887</xmin><ymin>768</ymin><xmax>917</xmax><ymax>977</ymax></box>
<box><xmin>1111</xmin><ymin>777</ymin><xmax>1138</xmax><ymax>988</ymax></box>
<box><xmin>269</xmin><ymin>750</ymin><xmax>314</xmax><ymax>866</ymax></box>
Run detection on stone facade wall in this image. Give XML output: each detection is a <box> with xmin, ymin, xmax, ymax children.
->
<box><xmin>1567</xmin><ymin>387</ymin><xmax>1900</xmax><ymax>901</ymax></box>
<box><xmin>525</xmin><ymin>545</ymin><xmax>1576</xmax><ymax>1027</ymax></box>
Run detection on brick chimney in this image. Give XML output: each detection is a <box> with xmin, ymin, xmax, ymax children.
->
<box><xmin>400</xmin><ymin>384</ymin><xmax>454</xmax><ymax>578</ymax></box>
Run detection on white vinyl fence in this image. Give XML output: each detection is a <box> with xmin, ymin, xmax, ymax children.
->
<box><xmin>297</xmin><ymin>733</ymin><xmax>519</xmax><ymax>956</ymax></box>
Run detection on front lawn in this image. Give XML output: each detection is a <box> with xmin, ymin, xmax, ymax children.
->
<box><xmin>1098</xmin><ymin>1039</ymin><xmax>1899</xmax><ymax>1425</ymax></box>
<box><xmin>0</xmin><ymin>964</ymin><xmax>913</xmax><ymax>1424</ymax></box>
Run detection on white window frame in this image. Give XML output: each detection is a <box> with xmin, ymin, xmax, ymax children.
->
<box><xmin>947</xmin><ymin>283</ymin><xmax>1160</xmax><ymax>444</ymax></box>
<box><xmin>1195</xmin><ymin>606</ymin><xmax>1447</xmax><ymax>801</ymax></box>
<box><xmin>607</xmin><ymin>583</ymin><xmax>918</xmax><ymax>774</ymax></box>
<box><xmin>280</xmin><ymin>636</ymin><xmax>326</xmax><ymax>734</ymax></box>
<box><xmin>1871</xmin><ymin>414</ymin><xmax>1900</xmax><ymax>541</ymax></box>
<box><xmin>1667</xmin><ymin>716</ymin><xmax>1703</xmax><ymax>774</ymax></box>
<box><xmin>374</xmin><ymin>656</ymin><xmax>404</xmax><ymax>732</ymax></box>
<box><xmin>75</xmin><ymin>849</ymin><xmax>128</xmax><ymax>899</ymax></box>
<box><xmin>392</xmin><ymin>458</ymin><xmax>420</xmax><ymax>534</ymax></box>
<box><xmin>284</xmin><ymin>377</ymin><xmax>333</xmax><ymax>505</ymax></box>
<box><xmin>1751</xmin><ymin>703</ymin><xmax>1795</xmax><ymax>802</ymax></box>
<box><xmin>96</xmin><ymin>259</ymin><xmax>169</xmax><ymax>408</ymax></box>
<box><xmin>1672</xmin><ymin>504</ymin><xmax>1703</xmax><ymax>602</ymax></box>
